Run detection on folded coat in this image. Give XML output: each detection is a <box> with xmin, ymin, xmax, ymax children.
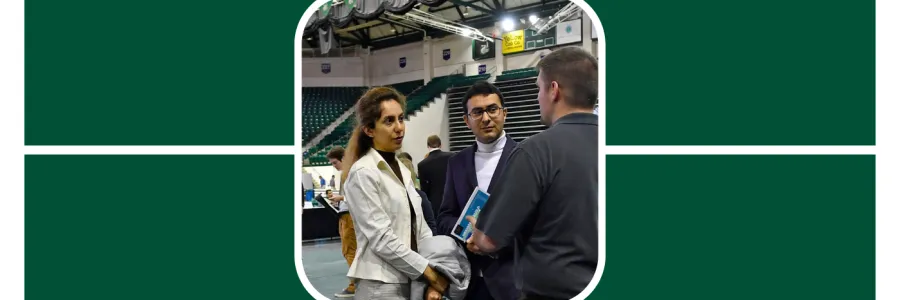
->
<box><xmin>411</xmin><ymin>236</ymin><xmax>471</xmax><ymax>300</ymax></box>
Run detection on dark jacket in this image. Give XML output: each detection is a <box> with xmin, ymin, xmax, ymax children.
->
<box><xmin>418</xmin><ymin>149</ymin><xmax>453</xmax><ymax>216</ymax></box>
<box><xmin>436</xmin><ymin>138</ymin><xmax>519</xmax><ymax>300</ymax></box>
<box><xmin>417</xmin><ymin>189</ymin><xmax>437</xmax><ymax>235</ymax></box>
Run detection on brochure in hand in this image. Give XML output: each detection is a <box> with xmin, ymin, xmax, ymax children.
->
<box><xmin>451</xmin><ymin>188</ymin><xmax>490</xmax><ymax>242</ymax></box>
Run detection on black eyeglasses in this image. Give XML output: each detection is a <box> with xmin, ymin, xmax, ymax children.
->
<box><xmin>466</xmin><ymin>106</ymin><xmax>505</xmax><ymax>119</ymax></box>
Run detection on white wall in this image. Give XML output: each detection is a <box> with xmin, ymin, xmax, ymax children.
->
<box><xmin>368</xmin><ymin>29</ymin><xmax>499</xmax><ymax>85</ymax></box>
<box><xmin>505</xmin><ymin>48</ymin><xmax>554</xmax><ymax>70</ymax></box>
<box><xmin>370</xmin><ymin>42</ymin><xmax>425</xmax><ymax>86</ymax></box>
<box><xmin>431</xmin><ymin>33</ymin><xmax>497</xmax><ymax>78</ymax></box>
<box><xmin>401</xmin><ymin>94</ymin><xmax>450</xmax><ymax>171</ymax></box>
<box><xmin>303</xmin><ymin>166</ymin><xmax>340</xmax><ymax>190</ymax></box>
<box><xmin>465</xmin><ymin>61</ymin><xmax>497</xmax><ymax>76</ymax></box>
<box><xmin>301</xmin><ymin>57</ymin><xmax>365</xmax><ymax>87</ymax></box>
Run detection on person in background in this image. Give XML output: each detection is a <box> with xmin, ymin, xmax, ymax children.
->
<box><xmin>399</xmin><ymin>152</ymin><xmax>437</xmax><ymax>235</ymax></box>
<box><xmin>341</xmin><ymin>87</ymin><xmax>449</xmax><ymax>300</ymax></box>
<box><xmin>417</xmin><ymin>135</ymin><xmax>453</xmax><ymax>216</ymax></box>
<box><xmin>326</xmin><ymin>146</ymin><xmax>358</xmax><ymax>298</ymax></box>
<box><xmin>436</xmin><ymin>80</ymin><xmax>518</xmax><ymax>300</ymax></box>
<box><xmin>466</xmin><ymin>47</ymin><xmax>599</xmax><ymax>300</ymax></box>
<box><xmin>397</xmin><ymin>152</ymin><xmax>419</xmax><ymax>188</ymax></box>
<box><xmin>330</xmin><ymin>174</ymin><xmax>336</xmax><ymax>188</ymax></box>
<box><xmin>319</xmin><ymin>175</ymin><xmax>326</xmax><ymax>188</ymax></box>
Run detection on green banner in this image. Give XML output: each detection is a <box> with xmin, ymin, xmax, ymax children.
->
<box><xmin>524</xmin><ymin>28</ymin><xmax>556</xmax><ymax>51</ymax></box>
<box><xmin>472</xmin><ymin>39</ymin><xmax>495</xmax><ymax>60</ymax></box>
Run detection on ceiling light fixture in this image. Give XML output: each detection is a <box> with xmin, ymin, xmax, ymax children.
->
<box><xmin>502</xmin><ymin>18</ymin><xmax>514</xmax><ymax>31</ymax></box>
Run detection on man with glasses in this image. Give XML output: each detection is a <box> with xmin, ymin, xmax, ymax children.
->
<box><xmin>437</xmin><ymin>81</ymin><xmax>518</xmax><ymax>300</ymax></box>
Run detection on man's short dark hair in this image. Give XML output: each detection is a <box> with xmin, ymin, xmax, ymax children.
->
<box><xmin>461</xmin><ymin>81</ymin><xmax>505</xmax><ymax>115</ymax></box>
<box><xmin>326</xmin><ymin>189</ymin><xmax>332</xmax><ymax>194</ymax></box>
<box><xmin>397</xmin><ymin>152</ymin><xmax>413</xmax><ymax>161</ymax></box>
<box><xmin>536</xmin><ymin>47</ymin><xmax>598</xmax><ymax>109</ymax></box>
<box><xmin>426</xmin><ymin>135</ymin><xmax>442</xmax><ymax>148</ymax></box>
<box><xmin>326</xmin><ymin>146</ymin><xmax>344</xmax><ymax>161</ymax></box>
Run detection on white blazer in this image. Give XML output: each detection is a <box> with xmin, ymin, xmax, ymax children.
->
<box><xmin>344</xmin><ymin>147</ymin><xmax>433</xmax><ymax>283</ymax></box>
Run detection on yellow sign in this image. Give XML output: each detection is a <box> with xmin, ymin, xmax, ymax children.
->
<box><xmin>502</xmin><ymin>30</ymin><xmax>525</xmax><ymax>54</ymax></box>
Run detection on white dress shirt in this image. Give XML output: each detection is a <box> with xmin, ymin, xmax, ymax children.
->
<box><xmin>474</xmin><ymin>131</ymin><xmax>507</xmax><ymax>190</ymax></box>
<box><xmin>343</xmin><ymin>147</ymin><xmax>433</xmax><ymax>283</ymax></box>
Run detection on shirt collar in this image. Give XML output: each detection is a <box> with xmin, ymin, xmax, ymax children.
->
<box><xmin>365</xmin><ymin>147</ymin><xmax>410</xmax><ymax>186</ymax></box>
<box><xmin>476</xmin><ymin>131</ymin><xmax>507</xmax><ymax>153</ymax></box>
<box><xmin>366</xmin><ymin>147</ymin><xmax>395</xmax><ymax>170</ymax></box>
<box><xmin>552</xmin><ymin>112</ymin><xmax>599</xmax><ymax>127</ymax></box>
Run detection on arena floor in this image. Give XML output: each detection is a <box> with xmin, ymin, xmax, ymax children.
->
<box><xmin>301</xmin><ymin>240</ymin><xmax>349</xmax><ymax>299</ymax></box>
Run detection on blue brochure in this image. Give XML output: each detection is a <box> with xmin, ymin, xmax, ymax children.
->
<box><xmin>451</xmin><ymin>188</ymin><xmax>490</xmax><ymax>242</ymax></box>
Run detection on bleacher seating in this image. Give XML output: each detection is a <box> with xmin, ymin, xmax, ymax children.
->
<box><xmin>388</xmin><ymin>80</ymin><xmax>425</xmax><ymax>97</ymax></box>
<box><xmin>301</xmin><ymin>87</ymin><xmax>365</xmax><ymax>143</ymax></box>
<box><xmin>305</xmin><ymin>116</ymin><xmax>352</xmax><ymax>166</ymax></box>
<box><xmin>495</xmin><ymin>67</ymin><xmax>538</xmax><ymax>82</ymax></box>
<box><xmin>406</xmin><ymin>75</ymin><xmax>463</xmax><ymax>117</ymax></box>
<box><xmin>304</xmin><ymin>74</ymin><xmax>492</xmax><ymax>166</ymax></box>
<box><xmin>451</xmin><ymin>74</ymin><xmax>492</xmax><ymax>88</ymax></box>
<box><xmin>447</xmin><ymin>68</ymin><xmax>545</xmax><ymax>151</ymax></box>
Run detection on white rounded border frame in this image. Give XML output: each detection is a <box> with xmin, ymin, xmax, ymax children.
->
<box><xmin>293</xmin><ymin>1</ymin><xmax>606</xmax><ymax>299</ymax></box>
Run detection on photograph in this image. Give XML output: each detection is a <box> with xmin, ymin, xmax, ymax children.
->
<box><xmin>298</xmin><ymin>1</ymin><xmax>600</xmax><ymax>299</ymax></box>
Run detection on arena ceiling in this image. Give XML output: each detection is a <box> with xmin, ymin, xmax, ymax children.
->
<box><xmin>302</xmin><ymin>0</ymin><xmax>572</xmax><ymax>51</ymax></box>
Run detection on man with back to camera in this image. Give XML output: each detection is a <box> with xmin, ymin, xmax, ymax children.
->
<box><xmin>325</xmin><ymin>146</ymin><xmax>358</xmax><ymax>298</ymax></box>
<box><xmin>466</xmin><ymin>47</ymin><xmax>600</xmax><ymax>300</ymax></box>
<box><xmin>418</xmin><ymin>135</ymin><xmax>453</xmax><ymax>216</ymax></box>
<box><xmin>436</xmin><ymin>81</ymin><xmax>518</xmax><ymax>300</ymax></box>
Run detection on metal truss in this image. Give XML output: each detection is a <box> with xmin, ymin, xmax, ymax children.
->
<box><xmin>533</xmin><ymin>2</ymin><xmax>581</xmax><ymax>35</ymax></box>
<box><xmin>385</xmin><ymin>9</ymin><xmax>493</xmax><ymax>42</ymax></box>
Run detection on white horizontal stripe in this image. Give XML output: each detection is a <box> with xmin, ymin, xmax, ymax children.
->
<box><xmin>605</xmin><ymin>146</ymin><xmax>877</xmax><ymax>155</ymax></box>
<box><xmin>23</xmin><ymin>146</ymin><xmax>296</xmax><ymax>155</ymax></box>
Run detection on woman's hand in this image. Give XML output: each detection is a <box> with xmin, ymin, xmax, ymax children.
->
<box><xmin>423</xmin><ymin>266</ymin><xmax>450</xmax><ymax>294</ymax></box>
<box><xmin>426</xmin><ymin>286</ymin><xmax>442</xmax><ymax>300</ymax></box>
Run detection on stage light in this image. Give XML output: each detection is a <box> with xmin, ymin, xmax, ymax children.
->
<box><xmin>529</xmin><ymin>15</ymin><xmax>539</xmax><ymax>24</ymax></box>
<box><xmin>502</xmin><ymin>18</ymin><xmax>514</xmax><ymax>31</ymax></box>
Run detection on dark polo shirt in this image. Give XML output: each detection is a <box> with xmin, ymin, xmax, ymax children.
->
<box><xmin>476</xmin><ymin>112</ymin><xmax>599</xmax><ymax>299</ymax></box>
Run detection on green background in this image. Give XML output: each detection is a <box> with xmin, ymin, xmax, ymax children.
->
<box><xmin>600</xmin><ymin>0</ymin><xmax>874</xmax><ymax>145</ymax></box>
<box><xmin>601</xmin><ymin>155</ymin><xmax>874</xmax><ymax>299</ymax></box>
<box><xmin>25</xmin><ymin>155</ymin><xmax>309</xmax><ymax>299</ymax></box>
<box><xmin>25</xmin><ymin>0</ymin><xmax>301</xmax><ymax>145</ymax></box>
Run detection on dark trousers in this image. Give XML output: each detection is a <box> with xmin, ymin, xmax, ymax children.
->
<box><xmin>465</xmin><ymin>276</ymin><xmax>494</xmax><ymax>300</ymax></box>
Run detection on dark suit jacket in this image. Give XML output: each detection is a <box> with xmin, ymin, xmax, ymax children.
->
<box><xmin>416</xmin><ymin>189</ymin><xmax>437</xmax><ymax>235</ymax></box>
<box><xmin>417</xmin><ymin>149</ymin><xmax>453</xmax><ymax>216</ymax></box>
<box><xmin>436</xmin><ymin>138</ymin><xmax>519</xmax><ymax>300</ymax></box>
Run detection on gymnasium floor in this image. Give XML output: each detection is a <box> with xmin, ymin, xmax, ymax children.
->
<box><xmin>301</xmin><ymin>240</ymin><xmax>349</xmax><ymax>299</ymax></box>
